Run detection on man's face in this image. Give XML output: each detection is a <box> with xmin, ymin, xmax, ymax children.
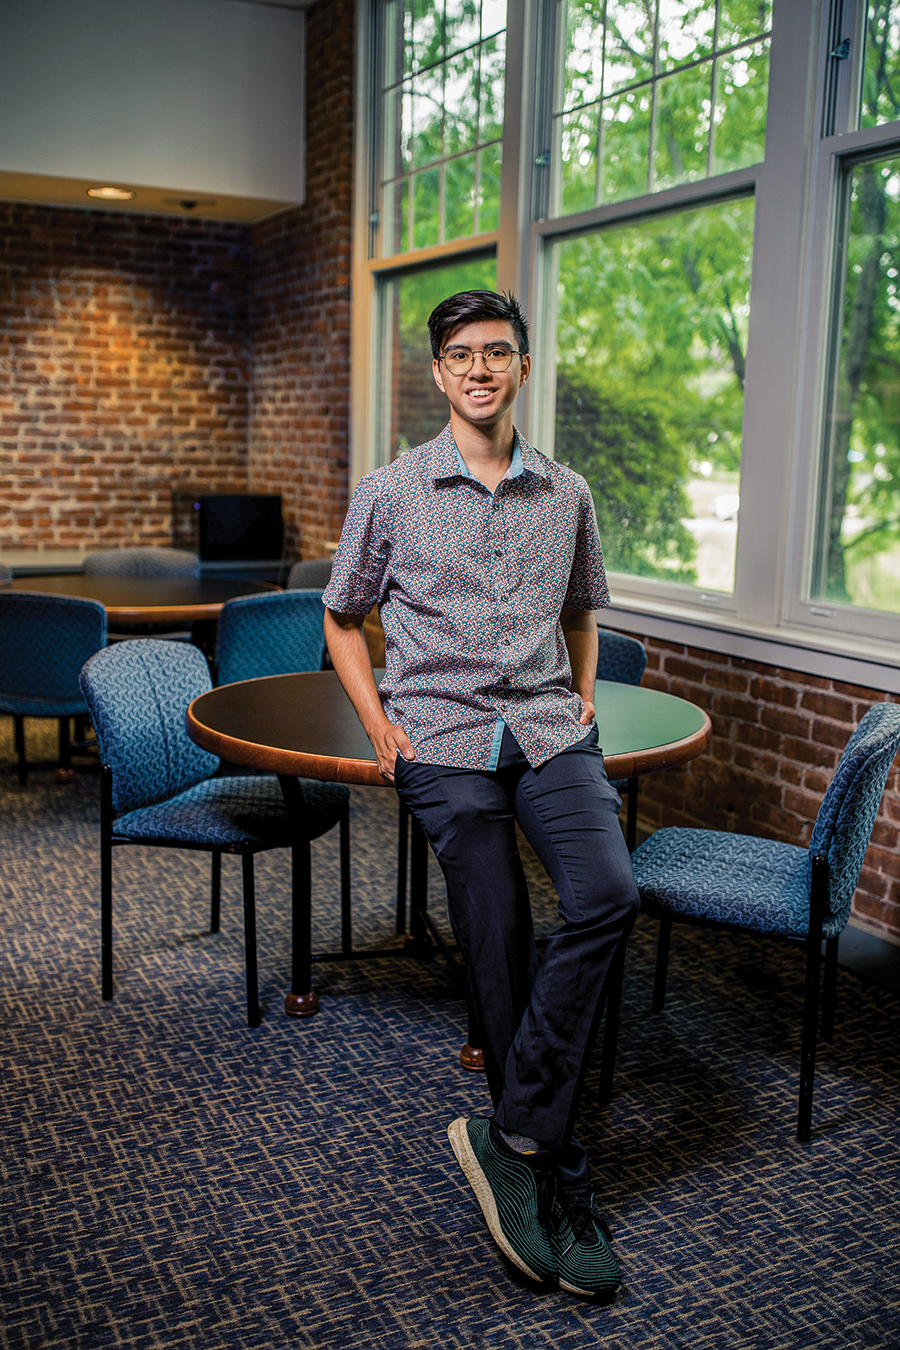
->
<box><xmin>432</xmin><ymin>319</ymin><xmax>530</xmax><ymax>429</ymax></box>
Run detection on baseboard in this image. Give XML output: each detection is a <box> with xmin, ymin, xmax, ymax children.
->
<box><xmin>839</xmin><ymin>921</ymin><xmax>900</xmax><ymax>994</ymax></box>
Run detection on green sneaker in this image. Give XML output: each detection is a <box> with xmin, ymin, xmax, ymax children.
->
<box><xmin>447</xmin><ymin>1116</ymin><xmax>557</xmax><ymax>1284</ymax></box>
<box><xmin>549</xmin><ymin>1189</ymin><xmax>622</xmax><ymax>1300</ymax></box>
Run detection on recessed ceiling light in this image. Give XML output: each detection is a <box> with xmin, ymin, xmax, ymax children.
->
<box><xmin>87</xmin><ymin>186</ymin><xmax>136</xmax><ymax>200</ymax></box>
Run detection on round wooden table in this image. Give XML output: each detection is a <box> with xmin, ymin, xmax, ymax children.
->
<box><xmin>186</xmin><ymin>672</ymin><xmax>711</xmax><ymax>1020</ymax></box>
<box><xmin>8</xmin><ymin>574</ymin><xmax>279</xmax><ymax>622</ymax></box>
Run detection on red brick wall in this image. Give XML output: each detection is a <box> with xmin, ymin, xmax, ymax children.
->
<box><xmin>0</xmin><ymin>205</ymin><xmax>250</xmax><ymax>549</ymax></box>
<box><xmin>633</xmin><ymin>636</ymin><xmax>900</xmax><ymax>940</ymax></box>
<box><xmin>247</xmin><ymin>0</ymin><xmax>354</xmax><ymax>559</ymax></box>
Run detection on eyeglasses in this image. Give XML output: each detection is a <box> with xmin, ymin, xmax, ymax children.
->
<box><xmin>439</xmin><ymin>343</ymin><xmax>522</xmax><ymax>376</ymax></box>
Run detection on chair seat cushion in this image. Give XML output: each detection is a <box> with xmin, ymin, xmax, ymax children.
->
<box><xmin>629</xmin><ymin>826</ymin><xmax>842</xmax><ymax>940</ymax></box>
<box><xmin>113</xmin><ymin>775</ymin><xmax>349</xmax><ymax>849</ymax></box>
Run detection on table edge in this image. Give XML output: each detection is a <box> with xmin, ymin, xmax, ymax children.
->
<box><xmin>186</xmin><ymin>696</ymin><xmax>712</xmax><ymax>787</ymax></box>
<box><xmin>9</xmin><ymin>577</ymin><xmax>280</xmax><ymax>622</ymax></box>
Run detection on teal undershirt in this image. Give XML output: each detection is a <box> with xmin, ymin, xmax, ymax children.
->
<box><xmin>453</xmin><ymin>441</ymin><xmax>524</xmax><ymax>771</ymax></box>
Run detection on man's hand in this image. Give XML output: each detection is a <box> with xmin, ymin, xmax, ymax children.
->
<box><xmin>561</xmin><ymin>607</ymin><xmax>598</xmax><ymax>727</ymax></box>
<box><xmin>368</xmin><ymin>714</ymin><xmax>416</xmax><ymax>781</ymax></box>
<box><xmin>324</xmin><ymin>608</ymin><xmax>417</xmax><ymax>783</ymax></box>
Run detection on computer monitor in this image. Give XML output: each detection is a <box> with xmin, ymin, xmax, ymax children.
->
<box><xmin>195</xmin><ymin>494</ymin><xmax>284</xmax><ymax>562</ymax></box>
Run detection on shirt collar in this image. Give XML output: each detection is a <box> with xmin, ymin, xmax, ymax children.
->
<box><xmin>429</xmin><ymin>422</ymin><xmax>549</xmax><ymax>485</ymax></box>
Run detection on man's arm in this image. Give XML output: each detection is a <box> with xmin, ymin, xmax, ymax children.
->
<box><xmin>560</xmin><ymin>608</ymin><xmax>598</xmax><ymax>726</ymax></box>
<box><xmin>324</xmin><ymin>609</ymin><xmax>415</xmax><ymax>782</ymax></box>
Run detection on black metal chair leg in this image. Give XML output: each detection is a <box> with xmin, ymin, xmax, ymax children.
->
<box><xmin>14</xmin><ymin>715</ymin><xmax>27</xmax><ymax>786</ymax></box>
<box><xmin>626</xmin><ymin>776</ymin><xmax>639</xmax><ymax>852</ymax></box>
<box><xmin>210</xmin><ymin>851</ymin><xmax>221</xmax><ymax>934</ymax></box>
<box><xmin>241</xmin><ymin>852</ymin><xmax>260</xmax><ymax>1029</ymax></box>
<box><xmin>277</xmin><ymin>774</ymin><xmax>318</xmax><ymax>1017</ymax></box>
<box><xmin>797</xmin><ymin>854</ymin><xmax>828</xmax><ymax>1143</ymax></box>
<box><xmin>340</xmin><ymin>801</ymin><xmax>352</xmax><ymax>957</ymax></box>
<box><xmin>100</xmin><ymin>765</ymin><xmax>114</xmax><ymax>1000</ymax></box>
<box><xmin>396</xmin><ymin>803</ymin><xmax>409</xmax><ymax>935</ymax></box>
<box><xmin>58</xmin><ymin>716</ymin><xmax>72</xmax><ymax>771</ymax></box>
<box><xmin>598</xmin><ymin>940</ymin><xmax>627</xmax><ymax>1105</ymax></box>
<box><xmin>652</xmin><ymin>914</ymin><xmax>672</xmax><ymax>1014</ymax></box>
<box><xmin>821</xmin><ymin>935</ymin><xmax>839</xmax><ymax>1042</ymax></box>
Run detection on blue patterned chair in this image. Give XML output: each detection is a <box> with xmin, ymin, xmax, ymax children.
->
<box><xmin>597</xmin><ymin>627</ymin><xmax>648</xmax><ymax>852</ymax></box>
<box><xmin>626</xmin><ymin>701</ymin><xmax>900</xmax><ymax>1141</ymax></box>
<box><xmin>83</xmin><ymin>547</ymin><xmax>200</xmax><ymax>577</ymax></box>
<box><xmin>84</xmin><ymin>546</ymin><xmax>201</xmax><ymax>642</ymax></box>
<box><xmin>0</xmin><ymin>592</ymin><xmax>107</xmax><ymax>784</ymax></box>
<box><xmin>79</xmin><ymin>640</ymin><xmax>350</xmax><ymax>1027</ymax></box>
<box><xmin>215</xmin><ymin>590</ymin><xmax>326</xmax><ymax>686</ymax></box>
<box><xmin>287</xmin><ymin>559</ymin><xmax>333</xmax><ymax>590</ymax></box>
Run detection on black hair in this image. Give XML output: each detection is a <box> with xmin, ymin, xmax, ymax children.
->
<box><xmin>427</xmin><ymin>290</ymin><xmax>530</xmax><ymax>360</ymax></box>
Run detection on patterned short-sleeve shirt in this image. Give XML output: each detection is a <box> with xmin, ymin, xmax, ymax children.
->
<box><xmin>322</xmin><ymin>422</ymin><xmax>609</xmax><ymax>769</ymax></box>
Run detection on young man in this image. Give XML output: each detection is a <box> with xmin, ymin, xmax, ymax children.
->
<box><xmin>322</xmin><ymin>291</ymin><xmax>639</xmax><ymax>1300</ymax></box>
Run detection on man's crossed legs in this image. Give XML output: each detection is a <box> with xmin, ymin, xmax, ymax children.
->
<box><xmin>394</xmin><ymin>724</ymin><xmax>639</xmax><ymax>1297</ymax></box>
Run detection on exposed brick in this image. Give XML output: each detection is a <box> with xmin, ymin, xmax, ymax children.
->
<box><xmin>760</xmin><ymin>706</ymin><xmax>811</xmax><ymax>739</ymax></box>
<box><xmin>705</xmin><ymin>667</ymin><xmax>750</xmax><ymax>692</ymax></box>
<box><xmin>0</xmin><ymin>0</ymin><xmax>353</xmax><ymax>559</ymax></box>
<box><xmin>664</xmin><ymin>657</ymin><xmax>706</xmax><ymax>683</ymax></box>
<box><xmin>799</xmin><ymin>690</ymin><xmax>856</xmax><ymax>721</ymax></box>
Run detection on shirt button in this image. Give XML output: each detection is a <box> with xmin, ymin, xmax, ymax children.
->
<box><xmin>499</xmin><ymin>593</ymin><xmax>508</xmax><ymax>602</ymax></box>
<box><xmin>494</xmin><ymin>548</ymin><xmax>503</xmax><ymax>557</ymax></box>
<box><xmin>503</xmin><ymin>638</ymin><xmax>511</xmax><ymax>646</ymax></box>
<box><xmin>501</xmin><ymin>675</ymin><xmax>510</xmax><ymax>686</ymax></box>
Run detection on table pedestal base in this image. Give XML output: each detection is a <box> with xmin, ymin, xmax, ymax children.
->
<box><xmin>285</xmin><ymin>990</ymin><xmax>320</xmax><ymax>1017</ymax></box>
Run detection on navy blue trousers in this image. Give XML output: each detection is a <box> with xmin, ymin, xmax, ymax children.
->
<box><xmin>393</xmin><ymin>723</ymin><xmax>639</xmax><ymax>1150</ymax></box>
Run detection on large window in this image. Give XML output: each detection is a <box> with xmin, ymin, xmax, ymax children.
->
<box><xmin>811</xmin><ymin>8</ymin><xmax>900</xmax><ymax>624</ymax></box>
<box><xmin>377</xmin><ymin>254</ymin><xmax>497</xmax><ymax>465</ymax></box>
<box><xmin>555</xmin><ymin>0</ymin><xmax>771</xmax><ymax>213</ymax></box>
<box><xmin>553</xmin><ymin>196</ymin><xmax>753</xmax><ymax>592</ymax></box>
<box><xmin>816</xmin><ymin>154</ymin><xmax>900</xmax><ymax>615</ymax></box>
<box><xmin>379</xmin><ymin>0</ymin><xmax>507</xmax><ymax>254</ymax></box>
<box><xmin>355</xmin><ymin>0</ymin><xmax>900</xmax><ymax>669</ymax></box>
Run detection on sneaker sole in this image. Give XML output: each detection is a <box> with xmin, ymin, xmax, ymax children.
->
<box><xmin>447</xmin><ymin>1117</ymin><xmax>548</xmax><ymax>1285</ymax></box>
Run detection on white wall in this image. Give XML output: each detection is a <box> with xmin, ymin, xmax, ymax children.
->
<box><xmin>0</xmin><ymin>0</ymin><xmax>305</xmax><ymax>203</ymax></box>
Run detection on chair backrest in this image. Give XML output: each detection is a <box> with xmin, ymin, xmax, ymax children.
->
<box><xmin>596</xmin><ymin>627</ymin><xmax>647</xmax><ymax>686</ymax></box>
<box><xmin>0</xmin><ymin>563</ymin><xmax>12</xmax><ymax>583</ymax></box>
<box><xmin>287</xmin><ymin>559</ymin><xmax>333</xmax><ymax>590</ymax></box>
<box><xmin>215</xmin><ymin>590</ymin><xmax>326</xmax><ymax>686</ymax></box>
<box><xmin>79</xmin><ymin>640</ymin><xmax>218</xmax><ymax>813</ymax></box>
<box><xmin>0</xmin><ymin>592</ymin><xmax>107</xmax><ymax>706</ymax></box>
<box><xmin>83</xmin><ymin>547</ymin><xmax>200</xmax><ymax>578</ymax></box>
<box><xmin>809</xmin><ymin>701</ymin><xmax>900</xmax><ymax>928</ymax></box>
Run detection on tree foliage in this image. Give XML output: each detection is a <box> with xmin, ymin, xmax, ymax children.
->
<box><xmin>556</xmin><ymin>373</ymin><xmax>698</xmax><ymax>581</ymax></box>
<box><xmin>554</xmin><ymin>195</ymin><xmax>754</xmax><ymax>581</ymax></box>
<box><xmin>819</xmin><ymin>2</ymin><xmax>900</xmax><ymax>611</ymax></box>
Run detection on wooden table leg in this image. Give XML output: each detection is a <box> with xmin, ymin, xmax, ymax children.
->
<box><xmin>278</xmin><ymin>774</ymin><xmax>319</xmax><ymax>1017</ymax></box>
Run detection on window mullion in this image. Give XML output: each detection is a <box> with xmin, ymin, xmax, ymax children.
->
<box><xmin>731</xmin><ymin>0</ymin><xmax>822</xmax><ymax>628</ymax></box>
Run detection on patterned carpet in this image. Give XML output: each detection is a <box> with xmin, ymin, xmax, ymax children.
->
<box><xmin>1</xmin><ymin>720</ymin><xmax>899</xmax><ymax>1349</ymax></box>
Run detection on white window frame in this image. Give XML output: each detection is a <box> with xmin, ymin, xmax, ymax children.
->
<box><xmin>351</xmin><ymin>0</ymin><xmax>900</xmax><ymax>693</ymax></box>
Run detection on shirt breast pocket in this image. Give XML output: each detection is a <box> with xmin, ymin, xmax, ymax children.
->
<box><xmin>514</xmin><ymin>533</ymin><xmax>575</xmax><ymax>605</ymax></box>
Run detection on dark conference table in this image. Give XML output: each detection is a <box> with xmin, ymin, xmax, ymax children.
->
<box><xmin>8</xmin><ymin>574</ymin><xmax>279</xmax><ymax>622</ymax></box>
<box><xmin>186</xmin><ymin>671</ymin><xmax>712</xmax><ymax>1019</ymax></box>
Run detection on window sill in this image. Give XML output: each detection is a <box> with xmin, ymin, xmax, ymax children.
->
<box><xmin>603</xmin><ymin>593</ymin><xmax>900</xmax><ymax>694</ymax></box>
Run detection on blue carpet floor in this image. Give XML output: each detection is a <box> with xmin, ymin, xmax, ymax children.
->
<box><xmin>1</xmin><ymin>720</ymin><xmax>899</xmax><ymax>1349</ymax></box>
